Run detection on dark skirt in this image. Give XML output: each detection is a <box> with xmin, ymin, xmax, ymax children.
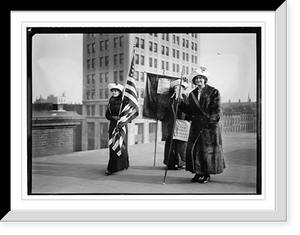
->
<box><xmin>107</xmin><ymin>126</ymin><xmax>129</xmax><ymax>173</ymax></box>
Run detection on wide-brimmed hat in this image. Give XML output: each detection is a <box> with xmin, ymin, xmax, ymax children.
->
<box><xmin>189</xmin><ymin>67</ymin><xmax>210</xmax><ymax>84</ymax></box>
<box><xmin>170</xmin><ymin>79</ymin><xmax>189</xmax><ymax>89</ymax></box>
<box><xmin>108</xmin><ymin>83</ymin><xmax>124</xmax><ymax>92</ymax></box>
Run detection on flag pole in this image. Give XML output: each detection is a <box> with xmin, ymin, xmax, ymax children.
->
<box><xmin>162</xmin><ymin>67</ymin><xmax>185</xmax><ymax>185</ymax></box>
<box><xmin>153</xmin><ymin>68</ymin><xmax>166</xmax><ymax>167</ymax></box>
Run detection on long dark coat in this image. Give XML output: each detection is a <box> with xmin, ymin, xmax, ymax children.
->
<box><xmin>162</xmin><ymin>93</ymin><xmax>189</xmax><ymax>168</ymax></box>
<box><xmin>105</xmin><ymin>95</ymin><xmax>129</xmax><ymax>173</ymax></box>
<box><xmin>179</xmin><ymin>84</ymin><xmax>225</xmax><ymax>175</ymax></box>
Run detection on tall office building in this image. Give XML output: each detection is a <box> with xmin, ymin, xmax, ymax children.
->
<box><xmin>82</xmin><ymin>33</ymin><xmax>200</xmax><ymax>151</ymax></box>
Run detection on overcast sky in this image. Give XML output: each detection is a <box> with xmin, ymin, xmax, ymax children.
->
<box><xmin>32</xmin><ymin>33</ymin><xmax>256</xmax><ymax>104</ymax></box>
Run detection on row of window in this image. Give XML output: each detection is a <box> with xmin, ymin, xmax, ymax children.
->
<box><xmin>85</xmin><ymin>103</ymin><xmax>145</xmax><ymax>116</ymax></box>
<box><xmin>86</xmin><ymin>88</ymin><xmax>145</xmax><ymax>101</ymax></box>
<box><xmin>87</xmin><ymin>53</ymin><xmax>197</xmax><ymax>71</ymax></box>
<box><xmin>87</xmin><ymin>34</ymin><xmax>198</xmax><ymax>55</ymax></box>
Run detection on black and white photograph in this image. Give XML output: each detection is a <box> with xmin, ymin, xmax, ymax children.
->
<box><xmin>5</xmin><ymin>2</ymin><xmax>293</xmax><ymax>227</ymax></box>
<box><xmin>28</xmin><ymin>28</ymin><xmax>261</xmax><ymax>195</ymax></box>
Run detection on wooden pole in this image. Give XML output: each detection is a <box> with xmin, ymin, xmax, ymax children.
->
<box><xmin>153</xmin><ymin>120</ymin><xmax>158</xmax><ymax>166</ymax></box>
<box><xmin>163</xmin><ymin>68</ymin><xmax>185</xmax><ymax>184</ymax></box>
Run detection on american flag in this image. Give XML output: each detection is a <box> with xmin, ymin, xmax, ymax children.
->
<box><xmin>108</xmin><ymin>46</ymin><xmax>139</xmax><ymax>156</ymax></box>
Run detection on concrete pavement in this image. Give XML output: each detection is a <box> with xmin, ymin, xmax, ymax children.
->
<box><xmin>31</xmin><ymin>132</ymin><xmax>257</xmax><ymax>194</ymax></box>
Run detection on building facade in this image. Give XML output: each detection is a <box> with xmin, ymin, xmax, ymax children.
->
<box><xmin>220</xmin><ymin>100</ymin><xmax>257</xmax><ymax>133</ymax></box>
<box><xmin>81</xmin><ymin>33</ymin><xmax>201</xmax><ymax>150</ymax></box>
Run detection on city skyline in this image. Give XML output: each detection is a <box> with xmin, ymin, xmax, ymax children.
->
<box><xmin>32</xmin><ymin>33</ymin><xmax>257</xmax><ymax>104</ymax></box>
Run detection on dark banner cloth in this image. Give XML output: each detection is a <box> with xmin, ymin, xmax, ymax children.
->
<box><xmin>143</xmin><ymin>72</ymin><xmax>179</xmax><ymax>121</ymax></box>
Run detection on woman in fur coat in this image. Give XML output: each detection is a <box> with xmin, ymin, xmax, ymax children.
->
<box><xmin>179</xmin><ymin>68</ymin><xmax>225</xmax><ymax>183</ymax></box>
<box><xmin>105</xmin><ymin>83</ymin><xmax>129</xmax><ymax>175</ymax></box>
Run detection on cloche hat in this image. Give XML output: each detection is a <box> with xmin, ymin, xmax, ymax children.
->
<box><xmin>189</xmin><ymin>67</ymin><xmax>210</xmax><ymax>85</ymax></box>
<box><xmin>108</xmin><ymin>82</ymin><xmax>124</xmax><ymax>92</ymax></box>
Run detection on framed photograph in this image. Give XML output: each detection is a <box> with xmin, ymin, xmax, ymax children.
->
<box><xmin>4</xmin><ymin>2</ymin><xmax>287</xmax><ymax>222</ymax></box>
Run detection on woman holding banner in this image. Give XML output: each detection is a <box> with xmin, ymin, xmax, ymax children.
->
<box><xmin>178</xmin><ymin>68</ymin><xmax>225</xmax><ymax>183</ymax></box>
<box><xmin>163</xmin><ymin>78</ymin><xmax>190</xmax><ymax>170</ymax></box>
<box><xmin>105</xmin><ymin>82</ymin><xmax>129</xmax><ymax>175</ymax></box>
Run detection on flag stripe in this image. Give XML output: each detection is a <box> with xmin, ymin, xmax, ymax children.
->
<box><xmin>109</xmin><ymin>46</ymin><xmax>139</xmax><ymax>157</ymax></box>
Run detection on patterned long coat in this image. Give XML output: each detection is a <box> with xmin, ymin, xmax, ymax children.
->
<box><xmin>179</xmin><ymin>84</ymin><xmax>225</xmax><ymax>175</ymax></box>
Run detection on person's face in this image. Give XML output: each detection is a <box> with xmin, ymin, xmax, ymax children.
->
<box><xmin>111</xmin><ymin>89</ymin><xmax>121</xmax><ymax>97</ymax></box>
<box><xmin>194</xmin><ymin>76</ymin><xmax>206</xmax><ymax>89</ymax></box>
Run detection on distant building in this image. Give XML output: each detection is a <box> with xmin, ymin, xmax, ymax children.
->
<box><xmin>34</xmin><ymin>92</ymin><xmax>67</xmax><ymax>104</ymax></box>
<box><xmin>220</xmin><ymin>96</ymin><xmax>257</xmax><ymax>132</ymax></box>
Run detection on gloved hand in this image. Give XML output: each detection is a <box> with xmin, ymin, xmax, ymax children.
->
<box><xmin>112</xmin><ymin>116</ymin><xmax>120</xmax><ymax>120</ymax></box>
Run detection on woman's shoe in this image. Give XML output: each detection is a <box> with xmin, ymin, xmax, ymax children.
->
<box><xmin>199</xmin><ymin>174</ymin><xmax>210</xmax><ymax>184</ymax></box>
<box><xmin>191</xmin><ymin>174</ymin><xmax>203</xmax><ymax>182</ymax></box>
<box><xmin>105</xmin><ymin>170</ymin><xmax>112</xmax><ymax>175</ymax></box>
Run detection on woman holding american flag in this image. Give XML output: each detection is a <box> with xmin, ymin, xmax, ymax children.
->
<box><xmin>105</xmin><ymin>45</ymin><xmax>139</xmax><ymax>175</ymax></box>
<box><xmin>105</xmin><ymin>83</ymin><xmax>129</xmax><ymax>175</ymax></box>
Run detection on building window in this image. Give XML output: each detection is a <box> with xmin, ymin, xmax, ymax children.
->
<box><xmin>92</xmin><ymin>43</ymin><xmax>95</xmax><ymax>53</ymax></box>
<box><xmin>91</xmin><ymin>74</ymin><xmax>95</xmax><ymax>84</ymax></box>
<box><xmin>119</xmin><ymin>36</ymin><xmax>124</xmax><ymax>47</ymax></box>
<box><xmin>100</xmin><ymin>73</ymin><xmax>103</xmax><ymax>83</ymax></box>
<box><xmin>99</xmin><ymin>57</ymin><xmax>103</xmax><ymax>67</ymax></box>
<box><xmin>114</xmin><ymin>54</ymin><xmax>118</xmax><ymax>65</ymax></box>
<box><xmin>105</xmin><ymin>88</ymin><xmax>109</xmax><ymax>99</ymax></box>
<box><xmin>87</xmin><ymin>44</ymin><xmax>91</xmax><ymax>54</ymax></box>
<box><xmin>92</xmin><ymin>59</ymin><xmax>95</xmax><ymax>69</ymax></box>
<box><xmin>119</xmin><ymin>53</ymin><xmax>124</xmax><ymax>64</ymax></box>
<box><xmin>100</xmin><ymin>41</ymin><xmax>104</xmax><ymax>51</ymax></box>
<box><xmin>149</xmin><ymin>123</ymin><xmax>157</xmax><ymax>133</ymax></box>
<box><xmin>140</xmin><ymin>39</ymin><xmax>144</xmax><ymax>49</ymax></box>
<box><xmin>149</xmin><ymin>57</ymin><xmax>153</xmax><ymax>67</ymax></box>
<box><xmin>166</xmin><ymin>47</ymin><xmax>169</xmax><ymax>56</ymax></box>
<box><xmin>105</xmin><ymin>72</ymin><xmax>109</xmax><ymax>83</ymax></box>
<box><xmin>154</xmin><ymin>43</ymin><xmax>157</xmax><ymax>53</ymax></box>
<box><xmin>166</xmin><ymin>61</ymin><xmax>169</xmax><ymax>71</ymax></box>
<box><xmin>161</xmin><ymin>45</ymin><xmax>165</xmax><ymax>55</ymax></box>
<box><xmin>87</xmin><ymin>91</ymin><xmax>90</xmax><ymax>100</ymax></box>
<box><xmin>91</xmin><ymin>105</ymin><xmax>95</xmax><ymax>116</ymax></box>
<box><xmin>87</xmin><ymin>75</ymin><xmax>90</xmax><ymax>84</ymax></box>
<box><xmin>105</xmin><ymin>40</ymin><xmax>109</xmax><ymax>50</ymax></box>
<box><xmin>154</xmin><ymin>58</ymin><xmax>157</xmax><ymax>68</ymax></box>
<box><xmin>162</xmin><ymin>60</ymin><xmax>165</xmax><ymax>70</ymax></box>
<box><xmin>135</xmin><ymin>37</ymin><xmax>139</xmax><ymax>47</ymax></box>
<box><xmin>99</xmin><ymin>89</ymin><xmax>103</xmax><ymax>99</ymax></box>
<box><xmin>114</xmin><ymin>37</ymin><xmax>118</xmax><ymax>48</ymax></box>
<box><xmin>99</xmin><ymin>105</ymin><xmax>104</xmax><ymax>116</ymax></box>
<box><xmin>87</xmin><ymin>60</ymin><xmax>90</xmax><ymax>69</ymax></box>
<box><xmin>135</xmin><ymin>54</ymin><xmax>139</xmax><ymax>64</ymax></box>
<box><xmin>119</xmin><ymin>70</ymin><xmax>124</xmax><ymax>81</ymax></box>
<box><xmin>105</xmin><ymin>56</ymin><xmax>109</xmax><ymax>67</ymax></box>
<box><xmin>173</xmin><ymin>49</ymin><xmax>175</xmax><ymax>58</ymax></box>
<box><xmin>149</xmin><ymin>41</ymin><xmax>153</xmax><ymax>51</ymax></box>
<box><xmin>141</xmin><ymin>72</ymin><xmax>145</xmax><ymax>82</ymax></box>
<box><xmin>140</xmin><ymin>55</ymin><xmax>144</xmax><ymax>66</ymax></box>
